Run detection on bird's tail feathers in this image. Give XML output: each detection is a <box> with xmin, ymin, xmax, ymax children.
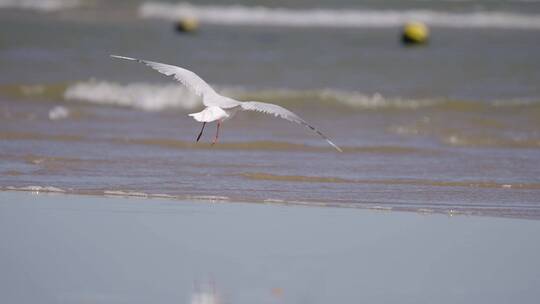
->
<box><xmin>188</xmin><ymin>111</ymin><xmax>210</xmax><ymax>122</ymax></box>
<box><xmin>189</xmin><ymin>107</ymin><xmax>228</xmax><ymax>122</ymax></box>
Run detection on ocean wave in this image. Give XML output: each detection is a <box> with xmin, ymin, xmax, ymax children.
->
<box><xmin>64</xmin><ymin>80</ymin><xmax>202</xmax><ymax>111</ymax></box>
<box><xmin>0</xmin><ymin>0</ymin><xmax>81</xmax><ymax>12</ymax></box>
<box><xmin>62</xmin><ymin>80</ymin><xmax>440</xmax><ymax>111</ymax></box>
<box><xmin>220</xmin><ymin>87</ymin><xmax>439</xmax><ymax>109</ymax></box>
<box><xmin>2</xmin><ymin>80</ymin><xmax>540</xmax><ymax>112</ymax></box>
<box><xmin>4</xmin><ymin>186</ymin><xmax>539</xmax><ymax>219</ymax></box>
<box><xmin>139</xmin><ymin>2</ymin><xmax>540</xmax><ymax>30</ymax></box>
<box><xmin>3</xmin><ymin>185</ymin><xmax>66</xmax><ymax>193</ymax></box>
<box><xmin>0</xmin><ymin>186</ymin><xmax>231</xmax><ymax>202</ymax></box>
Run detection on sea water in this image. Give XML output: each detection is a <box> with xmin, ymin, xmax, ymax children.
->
<box><xmin>1</xmin><ymin>0</ymin><xmax>540</xmax><ymax>218</ymax></box>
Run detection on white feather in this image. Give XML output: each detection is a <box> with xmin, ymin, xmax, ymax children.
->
<box><xmin>241</xmin><ymin>101</ymin><xmax>343</xmax><ymax>152</ymax></box>
<box><xmin>110</xmin><ymin>55</ymin><xmax>238</xmax><ymax>108</ymax></box>
<box><xmin>189</xmin><ymin>106</ymin><xmax>229</xmax><ymax>122</ymax></box>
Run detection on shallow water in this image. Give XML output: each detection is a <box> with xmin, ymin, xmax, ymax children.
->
<box><xmin>1</xmin><ymin>1</ymin><xmax>540</xmax><ymax>219</ymax></box>
<box><xmin>2</xmin><ymin>191</ymin><xmax>540</xmax><ymax>304</ymax></box>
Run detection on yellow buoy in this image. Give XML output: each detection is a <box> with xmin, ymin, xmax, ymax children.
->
<box><xmin>401</xmin><ymin>21</ymin><xmax>429</xmax><ymax>45</ymax></box>
<box><xmin>175</xmin><ymin>17</ymin><xmax>199</xmax><ymax>33</ymax></box>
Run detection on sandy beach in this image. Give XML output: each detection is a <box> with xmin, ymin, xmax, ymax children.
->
<box><xmin>1</xmin><ymin>191</ymin><xmax>539</xmax><ymax>304</ymax></box>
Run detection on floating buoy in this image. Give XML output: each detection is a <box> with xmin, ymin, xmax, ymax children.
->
<box><xmin>401</xmin><ymin>21</ymin><xmax>429</xmax><ymax>45</ymax></box>
<box><xmin>175</xmin><ymin>17</ymin><xmax>199</xmax><ymax>33</ymax></box>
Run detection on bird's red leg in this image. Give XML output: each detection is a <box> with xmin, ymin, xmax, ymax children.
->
<box><xmin>196</xmin><ymin>122</ymin><xmax>206</xmax><ymax>142</ymax></box>
<box><xmin>212</xmin><ymin>121</ymin><xmax>221</xmax><ymax>145</ymax></box>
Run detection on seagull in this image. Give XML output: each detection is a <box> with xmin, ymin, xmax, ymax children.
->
<box><xmin>110</xmin><ymin>55</ymin><xmax>342</xmax><ymax>152</ymax></box>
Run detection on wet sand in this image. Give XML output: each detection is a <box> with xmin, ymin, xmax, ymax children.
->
<box><xmin>1</xmin><ymin>191</ymin><xmax>539</xmax><ymax>304</ymax></box>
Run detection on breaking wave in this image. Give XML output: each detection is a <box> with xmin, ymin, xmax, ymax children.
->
<box><xmin>0</xmin><ymin>0</ymin><xmax>81</xmax><ymax>12</ymax></box>
<box><xmin>139</xmin><ymin>2</ymin><xmax>540</xmax><ymax>30</ymax></box>
<box><xmin>0</xmin><ymin>80</ymin><xmax>443</xmax><ymax>111</ymax></box>
<box><xmin>2</xmin><ymin>80</ymin><xmax>540</xmax><ymax>113</ymax></box>
<box><xmin>64</xmin><ymin>80</ymin><xmax>201</xmax><ymax>111</ymax></box>
<box><xmin>61</xmin><ymin>80</ymin><xmax>443</xmax><ymax>110</ymax></box>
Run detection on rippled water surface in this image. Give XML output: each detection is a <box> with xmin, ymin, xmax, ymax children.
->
<box><xmin>1</xmin><ymin>0</ymin><xmax>540</xmax><ymax>219</ymax></box>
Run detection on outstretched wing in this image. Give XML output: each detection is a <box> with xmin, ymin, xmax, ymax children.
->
<box><xmin>241</xmin><ymin>101</ymin><xmax>342</xmax><ymax>152</ymax></box>
<box><xmin>110</xmin><ymin>55</ymin><xmax>228</xmax><ymax>107</ymax></box>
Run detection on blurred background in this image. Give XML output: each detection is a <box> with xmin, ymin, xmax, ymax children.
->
<box><xmin>2</xmin><ymin>0</ymin><xmax>540</xmax><ymax>98</ymax></box>
<box><xmin>1</xmin><ymin>0</ymin><xmax>540</xmax><ymax>218</ymax></box>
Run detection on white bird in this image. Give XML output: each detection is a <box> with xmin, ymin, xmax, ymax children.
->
<box><xmin>110</xmin><ymin>55</ymin><xmax>342</xmax><ymax>152</ymax></box>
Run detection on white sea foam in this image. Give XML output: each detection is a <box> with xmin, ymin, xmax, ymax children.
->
<box><xmin>0</xmin><ymin>0</ymin><xmax>81</xmax><ymax>12</ymax></box>
<box><xmin>188</xmin><ymin>195</ymin><xmax>230</xmax><ymax>202</ymax></box>
<box><xmin>64</xmin><ymin>80</ymin><xmax>201</xmax><ymax>111</ymax></box>
<box><xmin>48</xmin><ymin>106</ymin><xmax>70</xmax><ymax>120</ymax></box>
<box><xmin>218</xmin><ymin>87</ymin><xmax>439</xmax><ymax>109</ymax></box>
<box><xmin>150</xmin><ymin>193</ymin><xmax>178</xmax><ymax>199</ymax></box>
<box><xmin>264</xmin><ymin>198</ymin><xmax>286</xmax><ymax>203</ymax></box>
<box><xmin>139</xmin><ymin>2</ymin><xmax>540</xmax><ymax>30</ymax></box>
<box><xmin>4</xmin><ymin>185</ymin><xmax>66</xmax><ymax>193</ymax></box>
<box><xmin>62</xmin><ymin>80</ymin><xmax>440</xmax><ymax>111</ymax></box>
<box><xmin>103</xmin><ymin>190</ymin><xmax>149</xmax><ymax>198</ymax></box>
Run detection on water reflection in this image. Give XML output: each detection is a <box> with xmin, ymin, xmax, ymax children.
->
<box><xmin>191</xmin><ymin>280</ymin><xmax>221</xmax><ymax>304</ymax></box>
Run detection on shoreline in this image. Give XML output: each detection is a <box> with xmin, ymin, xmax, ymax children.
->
<box><xmin>2</xmin><ymin>187</ymin><xmax>539</xmax><ymax>221</ymax></box>
<box><xmin>2</xmin><ymin>186</ymin><xmax>539</xmax><ymax>221</ymax></box>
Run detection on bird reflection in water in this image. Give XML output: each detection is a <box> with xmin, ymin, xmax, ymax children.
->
<box><xmin>190</xmin><ymin>280</ymin><xmax>222</xmax><ymax>304</ymax></box>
